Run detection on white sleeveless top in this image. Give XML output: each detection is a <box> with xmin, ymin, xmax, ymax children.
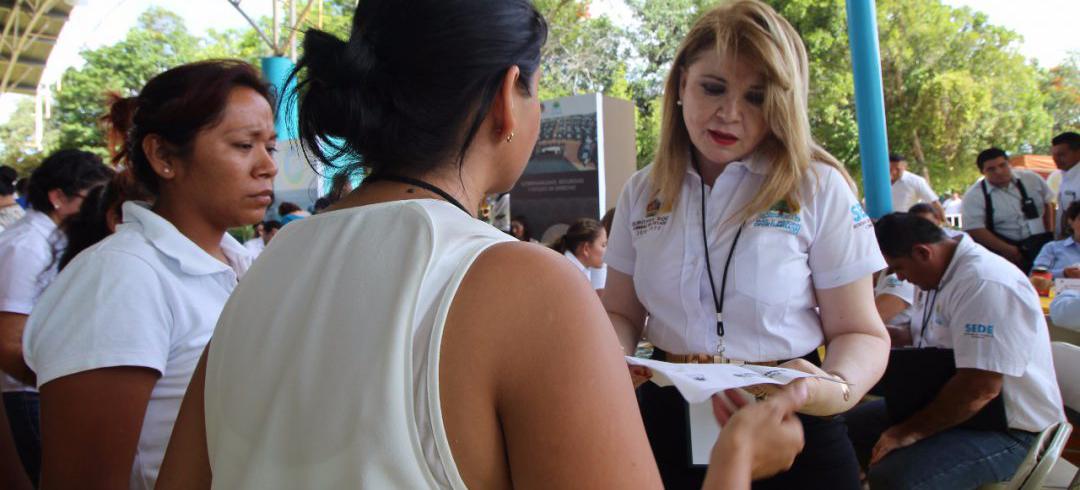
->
<box><xmin>204</xmin><ymin>200</ymin><xmax>513</xmax><ymax>489</ymax></box>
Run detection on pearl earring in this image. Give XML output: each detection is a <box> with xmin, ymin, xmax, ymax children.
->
<box><xmin>506</xmin><ymin>132</ymin><xmax>515</xmax><ymax>143</ymax></box>
<box><xmin>676</xmin><ymin>100</ymin><xmax>683</xmax><ymax>106</ymax></box>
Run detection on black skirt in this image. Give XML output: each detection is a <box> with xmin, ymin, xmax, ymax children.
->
<box><xmin>637</xmin><ymin>354</ymin><xmax>861</xmax><ymax>489</ymax></box>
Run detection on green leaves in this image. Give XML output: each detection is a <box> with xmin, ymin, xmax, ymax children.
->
<box><xmin>4</xmin><ymin>0</ymin><xmax>1076</xmax><ymax>197</ymax></box>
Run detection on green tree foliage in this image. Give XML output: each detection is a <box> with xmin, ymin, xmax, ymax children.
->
<box><xmin>533</xmin><ymin>0</ymin><xmax>628</xmax><ymax>100</ymax></box>
<box><xmin>44</xmin><ymin>2</ymin><xmax>354</xmax><ymax>162</ymax></box>
<box><xmin>0</xmin><ymin>98</ymin><xmax>54</xmax><ymax>175</ymax></box>
<box><xmin>52</xmin><ymin>8</ymin><xmax>204</xmax><ymax>158</ymax></box>
<box><xmin>3</xmin><ymin>0</ymin><xmax>1076</xmax><ymax>196</ymax></box>
<box><xmin>619</xmin><ymin>0</ymin><xmax>1067</xmax><ymax>193</ymax></box>
<box><xmin>1044</xmin><ymin>52</ymin><xmax>1080</xmax><ymax>136</ymax></box>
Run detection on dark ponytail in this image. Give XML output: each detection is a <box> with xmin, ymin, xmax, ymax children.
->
<box><xmin>292</xmin><ymin>0</ymin><xmax>548</xmax><ymax>180</ymax></box>
<box><xmin>100</xmin><ymin>93</ymin><xmax>138</xmax><ymax>167</ymax></box>
<box><xmin>551</xmin><ymin>218</ymin><xmax>605</xmax><ymax>255</ymax></box>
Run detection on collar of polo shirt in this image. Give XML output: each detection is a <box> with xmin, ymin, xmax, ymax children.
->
<box><xmin>684</xmin><ymin>152</ymin><xmax>770</xmax><ymax>179</ymax></box>
<box><xmin>936</xmin><ymin>234</ymin><xmax>972</xmax><ymax>290</ymax></box>
<box><xmin>119</xmin><ymin>201</ymin><xmax>248</xmax><ymax>276</ymax></box>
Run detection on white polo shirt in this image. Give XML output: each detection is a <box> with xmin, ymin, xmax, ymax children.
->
<box><xmin>23</xmin><ymin>201</ymin><xmax>252</xmax><ymax>490</ymax></box>
<box><xmin>925</xmin><ymin>236</ymin><xmax>1064</xmax><ymax>432</ymax></box>
<box><xmin>243</xmin><ymin>237</ymin><xmax>265</xmax><ymax>257</ymax></box>
<box><xmin>875</xmin><ymin>273</ymin><xmax>915</xmax><ymax>329</ymax></box>
<box><xmin>562</xmin><ymin>250</ymin><xmax>606</xmax><ymax>290</ymax></box>
<box><xmin>606</xmin><ymin>156</ymin><xmax>885</xmax><ymax>361</ymax></box>
<box><xmin>1058</xmin><ymin>164</ymin><xmax>1080</xmax><ymax>237</ymax></box>
<box><xmin>891</xmin><ymin>170</ymin><xmax>938</xmax><ymax>213</ymax></box>
<box><xmin>961</xmin><ymin>169</ymin><xmax>1053</xmax><ymax>241</ymax></box>
<box><xmin>0</xmin><ymin>209</ymin><xmax>63</xmax><ymax>393</ymax></box>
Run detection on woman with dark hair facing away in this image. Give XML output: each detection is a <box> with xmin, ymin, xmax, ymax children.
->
<box><xmin>157</xmin><ymin>2</ymin><xmax>808</xmax><ymax>489</ymax></box>
<box><xmin>0</xmin><ymin>165</ymin><xmax>24</xmax><ymax>231</ymax></box>
<box><xmin>0</xmin><ymin>149</ymin><xmax>112</xmax><ymax>486</ymax></box>
<box><xmin>552</xmin><ymin>217</ymin><xmax>608</xmax><ymax>293</ymax></box>
<box><xmin>53</xmin><ymin>95</ymin><xmax>155</xmax><ymax>272</ymax></box>
<box><xmin>22</xmin><ymin>59</ymin><xmax>277</xmax><ymax>490</ymax></box>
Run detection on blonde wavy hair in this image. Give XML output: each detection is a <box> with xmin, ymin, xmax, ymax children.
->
<box><xmin>652</xmin><ymin>0</ymin><xmax>853</xmax><ymax>218</ymax></box>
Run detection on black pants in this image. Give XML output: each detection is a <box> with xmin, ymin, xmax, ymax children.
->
<box><xmin>4</xmin><ymin>391</ymin><xmax>40</xmax><ymax>488</ymax></box>
<box><xmin>638</xmin><ymin>383</ymin><xmax>862</xmax><ymax>490</ymax></box>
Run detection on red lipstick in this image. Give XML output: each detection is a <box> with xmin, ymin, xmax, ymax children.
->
<box><xmin>708</xmin><ymin>130</ymin><xmax>739</xmax><ymax>147</ymax></box>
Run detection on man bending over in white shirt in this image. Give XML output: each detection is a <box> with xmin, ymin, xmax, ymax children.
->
<box><xmin>846</xmin><ymin>213</ymin><xmax>1065</xmax><ymax>490</ymax></box>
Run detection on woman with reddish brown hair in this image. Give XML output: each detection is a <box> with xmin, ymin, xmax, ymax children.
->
<box><xmin>22</xmin><ymin>59</ymin><xmax>277</xmax><ymax>490</ymax></box>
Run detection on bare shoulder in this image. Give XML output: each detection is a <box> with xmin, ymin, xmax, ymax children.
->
<box><xmin>453</xmin><ymin>240</ymin><xmax>605</xmax><ymax>343</ymax></box>
<box><xmin>440</xmin><ymin>241</ymin><xmax>659</xmax><ymax>488</ymax></box>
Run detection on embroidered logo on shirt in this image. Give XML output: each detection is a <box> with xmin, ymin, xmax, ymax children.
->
<box><xmin>963</xmin><ymin>323</ymin><xmax>994</xmax><ymax>338</ymax></box>
<box><xmin>633</xmin><ymin>199</ymin><xmax>669</xmax><ymax>237</ymax></box>
<box><xmin>645</xmin><ymin>198</ymin><xmax>662</xmax><ymax>217</ymax></box>
<box><xmin>886</xmin><ymin>276</ymin><xmax>902</xmax><ymax>288</ymax></box>
<box><xmin>851</xmin><ymin>204</ymin><xmax>873</xmax><ymax>229</ymax></box>
<box><xmin>751</xmin><ymin>204</ymin><xmax>801</xmax><ymax>235</ymax></box>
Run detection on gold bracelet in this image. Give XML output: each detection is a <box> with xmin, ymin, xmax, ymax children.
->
<box><xmin>827</xmin><ymin>372</ymin><xmax>851</xmax><ymax>402</ymax></box>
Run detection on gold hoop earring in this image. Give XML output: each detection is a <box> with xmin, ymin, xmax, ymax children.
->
<box><xmin>506</xmin><ymin>132</ymin><xmax>515</xmax><ymax>143</ymax></box>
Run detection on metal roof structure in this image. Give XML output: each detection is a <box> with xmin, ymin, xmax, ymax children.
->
<box><xmin>0</xmin><ymin>0</ymin><xmax>73</xmax><ymax>96</ymax></box>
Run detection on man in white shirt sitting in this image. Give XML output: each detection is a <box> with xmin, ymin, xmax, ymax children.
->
<box><xmin>890</xmin><ymin>154</ymin><xmax>944</xmax><ymax>219</ymax></box>
<box><xmin>1052</xmin><ymin>132</ymin><xmax>1080</xmax><ymax>239</ymax></box>
<box><xmin>961</xmin><ymin>148</ymin><xmax>1054</xmax><ymax>274</ymax></box>
<box><xmin>846</xmin><ymin>213</ymin><xmax>1065</xmax><ymax>490</ymax></box>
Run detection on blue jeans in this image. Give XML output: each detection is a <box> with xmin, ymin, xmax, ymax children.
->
<box><xmin>4</xmin><ymin>392</ymin><xmax>40</xmax><ymax>488</ymax></box>
<box><xmin>846</xmin><ymin>399</ymin><xmax>1037</xmax><ymax>490</ymax></box>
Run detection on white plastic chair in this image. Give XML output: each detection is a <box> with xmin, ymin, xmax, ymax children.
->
<box><xmin>1052</xmin><ymin>342</ymin><xmax>1080</xmax><ymax>489</ymax></box>
<box><xmin>978</xmin><ymin>421</ymin><xmax>1072</xmax><ymax>490</ymax></box>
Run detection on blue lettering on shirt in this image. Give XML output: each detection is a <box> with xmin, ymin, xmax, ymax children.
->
<box><xmin>963</xmin><ymin>323</ymin><xmax>994</xmax><ymax>338</ymax></box>
<box><xmin>851</xmin><ymin>204</ymin><xmax>871</xmax><ymax>224</ymax></box>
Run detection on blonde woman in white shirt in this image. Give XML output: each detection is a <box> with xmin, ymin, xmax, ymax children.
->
<box><xmin>602</xmin><ymin>1</ymin><xmax>890</xmax><ymax>488</ymax></box>
<box><xmin>156</xmin><ymin>1</ymin><xmax>811</xmax><ymax>489</ymax></box>
<box><xmin>22</xmin><ymin>60</ymin><xmax>276</xmax><ymax>490</ymax></box>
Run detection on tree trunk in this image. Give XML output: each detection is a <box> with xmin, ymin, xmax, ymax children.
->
<box><xmin>912</xmin><ymin>128</ymin><xmax>931</xmax><ymax>182</ymax></box>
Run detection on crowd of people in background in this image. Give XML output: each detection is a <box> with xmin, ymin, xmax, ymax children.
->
<box><xmin>0</xmin><ymin>0</ymin><xmax>1075</xmax><ymax>489</ymax></box>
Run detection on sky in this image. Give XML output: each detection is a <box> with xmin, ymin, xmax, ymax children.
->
<box><xmin>0</xmin><ymin>0</ymin><xmax>1077</xmax><ymax>123</ymax></box>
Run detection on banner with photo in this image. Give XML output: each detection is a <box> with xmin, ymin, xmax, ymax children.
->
<box><xmin>511</xmin><ymin>94</ymin><xmax>603</xmax><ymax>244</ymax></box>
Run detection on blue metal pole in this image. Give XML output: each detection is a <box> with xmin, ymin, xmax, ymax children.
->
<box><xmin>845</xmin><ymin>0</ymin><xmax>892</xmax><ymax>218</ymax></box>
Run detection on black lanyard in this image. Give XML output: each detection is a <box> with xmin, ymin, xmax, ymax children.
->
<box><xmin>365</xmin><ymin>174</ymin><xmax>471</xmax><ymax>216</ymax></box>
<box><xmin>918</xmin><ymin>289</ymin><xmax>938</xmax><ymax>348</ymax></box>
<box><xmin>694</xmin><ymin>160</ymin><xmax>743</xmax><ymax>353</ymax></box>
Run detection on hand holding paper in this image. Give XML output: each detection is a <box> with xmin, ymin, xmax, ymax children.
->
<box><xmin>625</xmin><ymin>356</ymin><xmax>839</xmax><ymax>404</ymax></box>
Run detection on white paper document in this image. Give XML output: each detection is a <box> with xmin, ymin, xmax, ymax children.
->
<box><xmin>625</xmin><ymin>356</ymin><xmax>830</xmax><ymax>404</ymax></box>
<box><xmin>626</xmin><ymin>356</ymin><xmax>839</xmax><ymax>465</ymax></box>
